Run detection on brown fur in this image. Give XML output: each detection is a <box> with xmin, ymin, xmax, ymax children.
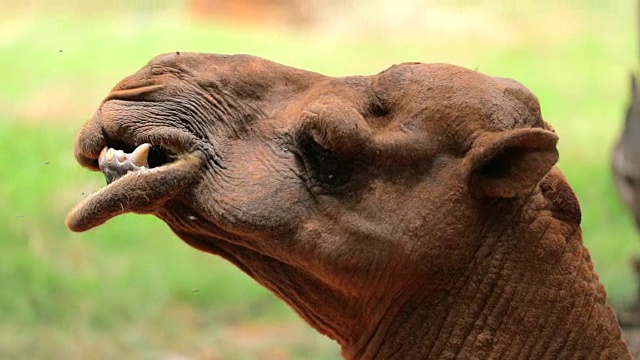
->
<box><xmin>67</xmin><ymin>53</ymin><xmax>631</xmax><ymax>359</ymax></box>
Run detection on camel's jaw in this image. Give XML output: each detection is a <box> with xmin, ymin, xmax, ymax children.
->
<box><xmin>66</xmin><ymin>138</ymin><xmax>202</xmax><ymax>233</ymax></box>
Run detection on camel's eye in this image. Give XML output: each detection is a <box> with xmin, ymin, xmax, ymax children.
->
<box><xmin>299</xmin><ymin>137</ymin><xmax>352</xmax><ymax>187</ymax></box>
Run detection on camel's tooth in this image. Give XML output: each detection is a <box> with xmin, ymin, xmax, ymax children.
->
<box><xmin>116</xmin><ymin>151</ymin><xmax>127</xmax><ymax>162</ymax></box>
<box><xmin>130</xmin><ymin>143</ymin><xmax>151</xmax><ymax>167</ymax></box>
<box><xmin>99</xmin><ymin>146</ymin><xmax>108</xmax><ymax>163</ymax></box>
<box><xmin>106</xmin><ymin>148</ymin><xmax>115</xmax><ymax>161</ymax></box>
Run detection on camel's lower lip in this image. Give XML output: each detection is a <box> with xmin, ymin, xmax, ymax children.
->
<box><xmin>65</xmin><ymin>153</ymin><xmax>201</xmax><ymax>232</ymax></box>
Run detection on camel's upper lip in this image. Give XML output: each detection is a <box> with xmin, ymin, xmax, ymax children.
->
<box><xmin>66</xmin><ymin>133</ymin><xmax>203</xmax><ymax>232</ymax></box>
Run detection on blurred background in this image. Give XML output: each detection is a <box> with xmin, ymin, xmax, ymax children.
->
<box><xmin>1</xmin><ymin>0</ymin><xmax>638</xmax><ymax>359</ymax></box>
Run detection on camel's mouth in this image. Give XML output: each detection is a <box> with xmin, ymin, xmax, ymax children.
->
<box><xmin>98</xmin><ymin>142</ymin><xmax>177</xmax><ymax>184</ymax></box>
<box><xmin>66</xmin><ymin>138</ymin><xmax>201</xmax><ymax>233</ymax></box>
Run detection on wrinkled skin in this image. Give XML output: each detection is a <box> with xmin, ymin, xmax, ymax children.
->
<box><xmin>613</xmin><ymin>74</ymin><xmax>640</xmax><ymax>230</ymax></box>
<box><xmin>67</xmin><ymin>53</ymin><xmax>631</xmax><ymax>359</ymax></box>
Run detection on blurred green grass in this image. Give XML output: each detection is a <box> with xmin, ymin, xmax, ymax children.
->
<box><xmin>2</xmin><ymin>1</ymin><xmax>640</xmax><ymax>359</ymax></box>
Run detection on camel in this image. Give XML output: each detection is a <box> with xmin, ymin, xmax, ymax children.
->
<box><xmin>67</xmin><ymin>52</ymin><xmax>631</xmax><ymax>359</ymax></box>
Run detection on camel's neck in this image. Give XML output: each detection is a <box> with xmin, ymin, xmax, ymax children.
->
<box><xmin>343</xmin><ymin>219</ymin><xmax>630</xmax><ymax>360</ymax></box>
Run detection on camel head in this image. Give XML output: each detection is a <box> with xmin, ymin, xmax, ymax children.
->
<box><xmin>68</xmin><ymin>53</ymin><xmax>623</xmax><ymax>359</ymax></box>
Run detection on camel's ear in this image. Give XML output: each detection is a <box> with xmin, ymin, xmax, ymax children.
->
<box><xmin>468</xmin><ymin>128</ymin><xmax>559</xmax><ymax>198</ymax></box>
